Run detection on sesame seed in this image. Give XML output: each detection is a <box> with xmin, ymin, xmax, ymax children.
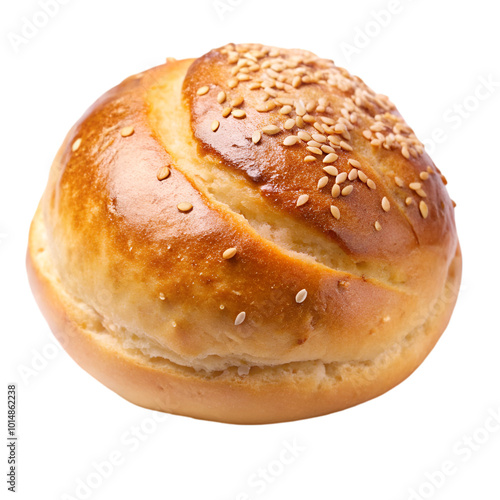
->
<box><xmin>295</xmin><ymin>289</ymin><xmax>308</xmax><ymax>304</ymax></box>
<box><xmin>331</xmin><ymin>184</ymin><xmax>340</xmax><ymax>197</ymax></box>
<box><xmin>394</xmin><ymin>176</ymin><xmax>404</xmax><ymax>187</ymax></box>
<box><xmin>177</xmin><ymin>202</ymin><xmax>193</xmax><ymax>212</ymax></box>
<box><xmin>284</xmin><ymin>119</ymin><xmax>295</xmax><ymax>130</ymax></box>
<box><xmin>416</xmin><ymin>189</ymin><xmax>427</xmax><ymax>198</ymax></box>
<box><xmin>367</xmin><ymin>179</ymin><xmax>376</xmax><ymax>190</ymax></box>
<box><xmin>374</xmin><ymin>221</ymin><xmax>382</xmax><ymax>231</ymax></box>
<box><xmin>348</xmin><ymin>169</ymin><xmax>358</xmax><ymax>181</ymax></box>
<box><xmin>419</xmin><ymin>200</ymin><xmax>429</xmax><ymax>218</ymax></box>
<box><xmin>321</xmin><ymin>116</ymin><xmax>335</xmax><ymax>125</ymax></box>
<box><xmin>303</xmin><ymin>114</ymin><xmax>315</xmax><ymax>124</ymax></box>
<box><xmin>223</xmin><ymin>247</ymin><xmax>237</xmax><ymax>259</ymax></box>
<box><xmin>341</xmin><ymin>131</ymin><xmax>351</xmax><ymax>141</ymax></box>
<box><xmin>248</xmin><ymin>82</ymin><xmax>261</xmax><ymax>90</ymax></box>
<box><xmin>323</xmin><ymin>153</ymin><xmax>338</xmax><ymax>163</ymax></box>
<box><xmin>329</xmin><ymin>135</ymin><xmax>341</xmax><ymax>146</ymax></box>
<box><xmin>420</xmin><ymin>171</ymin><xmax>430</xmax><ymax>180</ymax></box>
<box><xmin>348</xmin><ymin>159</ymin><xmax>361</xmax><ymax>168</ymax></box>
<box><xmin>283</xmin><ymin>135</ymin><xmax>299</xmax><ymax>146</ymax></box>
<box><xmin>330</xmin><ymin>205</ymin><xmax>341</xmax><ymax>220</ymax></box>
<box><xmin>120</xmin><ymin>126</ymin><xmax>134</xmax><ymax>137</ymax></box>
<box><xmin>72</xmin><ymin>138</ymin><xmax>82</xmax><ymax>152</ymax></box>
<box><xmin>295</xmin><ymin>102</ymin><xmax>306</xmax><ymax>116</ymax></box>
<box><xmin>232</xmin><ymin>109</ymin><xmax>246</xmax><ymax>118</ymax></box>
<box><xmin>295</xmin><ymin>116</ymin><xmax>305</xmax><ymax>128</ymax></box>
<box><xmin>317</xmin><ymin>176</ymin><xmax>328</xmax><ymax>189</ymax></box>
<box><xmin>234</xmin><ymin>312</ymin><xmax>246</xmax><ymax>326</ymax></box>
<box><xmin>217</xmin><ymin>91</ymin><xmax>226</xmax><ymax>104</ymax></box>
<box><xmin>336</xmin><ymin>172</ymin><xmax>348</xmax><ymax>184</ymax></box>
<box><xmin>323</xmin><ymin>166</ymin><xmax>338</xmax><ymax>176</ymax></box>
<box><xmin>335</xmin><ymin>123</ymin><xmax>347</xmax><ymax>134</ymax></box>
<box><xmin>304</xmin><ymin>155</ymin><xmax>316</xmax><ymax>162</ymax></box>
<box><xmin>307</xmin><ymin>140</ymin><xmax>322</xmax><ymax>148</ymax></box>
<box><xmin>159</xmin><ymin>292</ymin><xmax>165</xmax><ymax>300</ymax></box>
<box><xmin>298</xmin><ymin>131</ymin><xmax>311</xmax><ymax>141</ymax></box>
<box><xmin>340</xmin><ymin>141</ymin><xmax>353</xmax><ymax>151</ymax></box>
<box><xmin>409</xmin><ymin>182</ymin><xmax>422</xmax><ymax>190</ymax></box>
<box><xmin>157</xmin><ymin>166</ymin><xmax>171</xmax><ymax>181</ymax></box>
<box><xmin>211</xmin><ymin>120</ymin><xmax>220</xmax><ymax>132</ymax></box>
<box><xmin>405</xmin><ymin>197</ymin><xmax>413</xmax><ymax>205</ymax></box>
<box><xmin>222</xmin><ymin>107</ymin><xmax>232</xmax><ymax>118</ymax></box>
<box><xmin>427</xmin><ymin>166</ymin><xmax>433</xmax><ymax>173</ymax></box>
<box><xmin>381</xmin><ymin>197</ymin><xmax>390</xmax><ymax>212</ymax></box>
<box><xmin>362</xmin><ymin>130</ymin><xmax>372</xmax><ymax>139</ymax></box>
<box><xmin>308</xmin><ymin>101</ymin><xmax>319</xmax><ymax>111</ymax></box>
<box><xmin>252</xmin><ymin>131</ymin><xmax>261</xmax><ymax>144</ymax></box>
<box><xmin>197</xmin><ymin>86</ymin><xmax>209</xmax><ymax>96</ymax></box>
<box><xmin>279</xmin><ymin>105</ymin><xmax>292</xmax><ymax>114</ymax></box>
<box><xmin>306</xmin><ymin>103</ymin><xmax>317</xmax><ymax>115</ymax></box>
<box><xmin>402</xmin><ymin>146</ymin><xmax>410</xmax><ymax>159</ymax></box>
<box><xmin>292</xmin><ymin>75</ymin><xmax>302</xmax><ymax>88</ymax></box>
<box><xmin>370</xmin><ymin>122</ymin><xmax>384</xmax><ymax>132</ymax></box>
<box><xmin>358</xmin><ymin>171</ymin><xmax>368</xmax><ymax>183</ymax></box>
<box><xmin>262</xmin><ymin>125</ymin><xmax>281</xmax><ymax>135</ymax></box>
<box><xmin>227</xmin><ymin>78</ymin><xmax>238</xmax><ymax>88</ymax></box>
<box><xmin>321</xmin><ymin>145</ymin><xmax>335</xmax><ymax>154</ymax></box>
<box><xmin>231</xmin><ymin>96</ymin><xmax>244</xmax><ymax>107</ymax></box>
<box><xmin>342</xmin><ymin>185</ymin><xmax>353</xmax><ymax>196</ymax></box>
<box><xmin>312</xmin><ymin>134</ymin><xmax>327</xmax><ymax>143</ymax></box>
<box><xmin>266</xmin><ymin>68</ymin><xmax>280</xmax><ymax>79</ymax></box>
<box><xmin>296</xmin><ymin>194</ymin><xmax>309</xmax><ymax>207</ymax></box>
<box><xmin>313</xmin><ymin>122</ymin><xmax>325</xmax><ymax>134</ymax></box>
<box><xmin>307</xmin><ymin>146</ymin><xmax>322</xmax><ymax>155</ymax></box>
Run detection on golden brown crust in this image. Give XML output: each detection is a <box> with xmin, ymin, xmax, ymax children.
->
<box><xmin>27</xmin><ymin>43</ymin><xmax>461</xmax><ymax>423</ymax></box>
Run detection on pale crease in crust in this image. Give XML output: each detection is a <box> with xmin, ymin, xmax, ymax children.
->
<box><xmin>30</xmin><ymin>203</ymin><xmax>461</xmax><ymax>377</ymax></box>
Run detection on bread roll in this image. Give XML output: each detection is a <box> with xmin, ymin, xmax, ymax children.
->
<box><xmin>27</xmin><ymin>43</ymin><xmax>461</xmax><ymax>424</ymax></box>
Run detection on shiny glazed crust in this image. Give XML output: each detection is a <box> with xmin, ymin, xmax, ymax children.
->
<box><xmin>27</xmin><ymin>44</ymin><xmax>461</xmax><ymax>424</ymax></box>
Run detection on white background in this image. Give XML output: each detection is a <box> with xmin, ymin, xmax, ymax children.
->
<box><xmin>1</xmin><ymin>0</ymin><xmax>499</xmax><ymax>499</ymax></box>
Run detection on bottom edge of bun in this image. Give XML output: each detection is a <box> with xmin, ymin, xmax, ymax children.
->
<box><xmin>27</xmin><ymin>207</ymin><xmax>462</xmax><ymax>424</ymax></box>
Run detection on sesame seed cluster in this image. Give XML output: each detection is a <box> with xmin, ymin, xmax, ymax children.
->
<box><xmin>183</xmin><ymin>43</ymin><xmax>442</xmax><ymax>233</ymax></box>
